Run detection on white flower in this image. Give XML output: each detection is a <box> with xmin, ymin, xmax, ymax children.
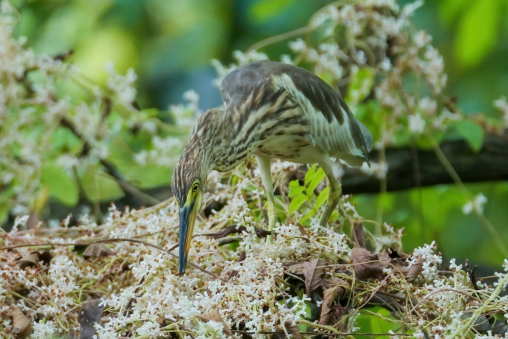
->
<box><xmin>289</xmin><ymin>38</ymin><xmax>307</xmax><ymax>53</ymax></box>
<box><xmin>408</xmin><ymin>114</ymin><xmax>426</xmax><ymax>134</ymax></box>
<box><xmin>280</xmin><ymin>54</ymin><xmax>293</xmax><ymax>65</ymax></box>
<box><xmin>233</xmin><ymin>49</ymin><xmax>268</xmax><ymax>65</ymax></box>
<box><xmin>494</xmin><ymin>96</ymin><xmax>508</xmax><ymax>126</ymax></box>
<box><xmin>380</xmin><ymin>57</ymin><xmax>392</xmax><ymax>71</ymax></box>
<box><xmin>183</xmin><ymin>89</ymin><xmax>199</xmax><ymax>105</ymax></box>
<box><xmin>448</xmin><ymin>258</ymin><xmax>462</xmax><ymax>271</ymax></box>
<box><xmin>418</xmin><ymin>97</ymin><xmax>437</xmax><ymax>116</ymax></box>
<box><xmin>105</xmin><ymin>61</ymin><xmax>138</xmax><ymax>108</ymax></box>
<box><xmin>360</xmin><ymin>161</ymin><xmax>388</xmax><ymax>179</ymax></box>
<box><xmin>462</xmin><ymin>193</ymin><xmax>487</xmax><ymax>215</ymax></box>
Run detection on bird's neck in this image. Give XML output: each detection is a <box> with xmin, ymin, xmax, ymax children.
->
<box><xmin>179</xmin><ymin>109</ymin><xmax>227</xmax><ymax>183</ymax></box>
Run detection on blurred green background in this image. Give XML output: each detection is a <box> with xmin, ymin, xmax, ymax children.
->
<box><xmin>7</xmin><ymin>0</ymin><xmax>508</xmax><ymax>272</ymax></box>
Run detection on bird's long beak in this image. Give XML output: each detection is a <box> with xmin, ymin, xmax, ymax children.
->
<box><xmin>178</xmin><ymin>198</ymin><xmax>198</xmax><ymax>275</ymax></box>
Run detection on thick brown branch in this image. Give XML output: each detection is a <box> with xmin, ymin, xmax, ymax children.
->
<box><xmin>342</xmin><ymin>134</ymin><xmax>508</xmax><ymax>194</ymax></box>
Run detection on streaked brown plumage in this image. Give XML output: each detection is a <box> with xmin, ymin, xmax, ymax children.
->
<box><xmin>172</xmin><ymin>60</ymin><xmax>372</xmax><ymax>275</ymax></box>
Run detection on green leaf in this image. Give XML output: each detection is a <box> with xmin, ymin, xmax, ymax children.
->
<box><xmin>289</xmin><ymin>180</ymin><xmax>305</xmax><ymax>198</ymax></box>
<box><xmin>346</xmin><ymin>66</ymin><xmax>376</xmax><ymax>106</ymax></box>
<box><xmin>0</xmin><ymin>200</ymin><xmax>10</xmax><ymax>225</ymax></box>
<box><xmin>81</xmin><ymin>169</ymin><xmax>124</xmax><ymax>202</ymax></box>
<box><xmin>229</xmin><ymin>241</ymin><xmax>240</xmax><ymax>252</ymax></box>
<box><xmin>455</xmin><ymin>120</ymin><xmax>484</xmax><ymax>152</ymax></box>
<box><xmin>316</xmin><ymin>187</ymin><xmax>330</xmax><ymax>210</ymax></box>
<box><xmin>455</xmin><ymin>0</ymin><xmax>500</xmax><ymax>68</ymax></box>
<box><xmin>41</xmin><ymin>163</ymin><xmax>79</xmax><ymax>206</ymax></box>
<box><xmin>299</xmin><ymin>209</ymin><xmax>316</xmax><ymax>224</ymax></box>
<box><xmin>354</xmin><ymin>100</ymin><xmax>386</xmax><ymax>147</ymax></box>
<box><xmin>307</xmin><ymin>167</ymin><xmax>326</xmax><ymax>196</ymax></box>
<box><xmin>289</xmin><ymin>194</ymin><xmax>308</xmax><ymax>215</ymax></box>
<box><xmin>140</xmin><ymin>108</ymin><xmax>159</xmax><ymax>117</ymax></box>
<box><xmin>122</xmin><ymin>164</ymin><xmax>171</xmax><ymax>189</ymax></box>
<box><xmin>355</xmin><ymin>307</ymin><xmax>398</xmax><ymax>334</ymax></box>
<box><xmin>250</xmin><ymin>0</ymin><xmax>294</xmax><ymax>23</ymax></box>
<box><xmin>329</xmin><ymin>210</ymin><xmax>340</xmax><ymax>223</ymax></box>
<box><xmin>415</xmin><ymin>130</ymin><xmax>445</xmax><ymax>150</ymax></box>
<box><xmin>439</xmin><ymin>0</ymin><xmax>468</xmax><ymax>26</ymax></box>
<box><xmin>304</xmin><ymin>164</ymin><xmax>316</xmax><ymax>187</ymax></box>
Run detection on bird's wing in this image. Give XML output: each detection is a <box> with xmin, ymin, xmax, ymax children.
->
<box><xmin>220</xmin><ymin>60</ymin><xmax>371</xmax><ymax>160</ymax></box>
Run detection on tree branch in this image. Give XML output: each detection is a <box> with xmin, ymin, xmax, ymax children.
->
<box><xmin>342</xmin><ymin>134</ymin><xmax>508</xmax><ymax>194</ymax></box>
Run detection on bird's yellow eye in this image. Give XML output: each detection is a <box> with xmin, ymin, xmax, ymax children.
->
<box><xmin>192</xmin><ymin>183</ymin><xmax>199</xmax><ymax>192</ymax></box>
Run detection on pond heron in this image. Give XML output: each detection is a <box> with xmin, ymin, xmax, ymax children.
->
<box><xmin>172</xmin><ymin>60</ymin><xmax>372</xmax><ymax>275</ymax></box>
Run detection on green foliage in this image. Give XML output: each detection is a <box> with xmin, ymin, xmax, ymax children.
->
<box><xmin>454</xmin><ymin>120</ymin><xmax>485</xmax><ymax>152</ymax></box>
<box><xmin>354</xmin><ymin>307</ymin><xmax>399</xmax><ymax>338</ymax></box>
<box><xmin>454</xmin><ymin>0</ymin><xmax>502</xmax><ymax>68</ymax></box>
<box><xmin>81</xmin><ymin>168</ymin><xmax>125</xmax><ymax>202</ymax></box>
<box><xmin>288</xmin><ymin>165</ymin><xmax>339</xmax><ymax>225</ymax></box>
<box><xmin>41</xmin><ymin>163</ymin><xmax>79</xmax><ymax>207</ymax></box>
<box><xmin>346</xmin><ymin>66</ymin><xmax>376</xmax><ymax>106</ymax></box>
<box><xmin>250</xmin><ymin>0</ymin><xmax>294</xmax><ymax>22</ymax></box>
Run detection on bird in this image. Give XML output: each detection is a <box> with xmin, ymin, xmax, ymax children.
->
<box><xmin>171</xmin><ymin>60</ymin><xmax>373</xmax><ymax>275</ymax></box>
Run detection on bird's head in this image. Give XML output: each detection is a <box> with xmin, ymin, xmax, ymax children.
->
<box><xmin>171</xmin><ymin>144</ymin><xmax>209</xmax><ymax>276</ymax></box>
<box><xmin>171</xmin><ymin>107</ymin><xmax>224</xmax><ymax>275</ymax></box>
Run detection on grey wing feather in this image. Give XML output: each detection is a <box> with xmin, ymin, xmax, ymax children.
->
<box><xmin>221</xmin><ymin>60</ymin><xmax>371</xmax><ymax>161</ymax></box>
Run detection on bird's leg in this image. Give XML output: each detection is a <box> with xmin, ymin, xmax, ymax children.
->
<box><xmin>255</xmin><ymin>155</ymin><xmax>276</xmax><ymax>244</ymax></box>
<box><xmin>318</xmin><ymin>157</ymin><xmax>342</xmax><ymax>226</ymax></box>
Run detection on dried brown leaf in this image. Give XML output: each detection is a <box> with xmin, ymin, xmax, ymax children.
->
<box><xmin>353</xmin><ymin>222</ymin><xmax>365</xmax><ymax>248</ymax></box>
<box><xmin>377</xmin><ymin>251</ymin><xmax>391</xmax><ymax>265</ymax></box>
<box><xmin>351</xmin><ymin>248</ymin><xmax>386</xmax><ymax>280</ymax></box>
<box><xmin>17</xmin><ymin>253</ymin><xmax>39</xmax><ymax>269</ymax></box>
<box><xmin>27</xmin><ymin>211</ymin><xmax>39</xmax><ymax>230</ymax></box>
<box><xmin>79</xmin><ymin>299</ymin><xmax>105</xmax><ymax>339</ymax></box>
<box><xmin>406</xmin><ymin>255</ymin><xmax>423</xmax><ymax>281</ymax></box>
<box><xmin>319</xmin><ymin>279</ymin><xmax>347</xmax><ymax>325</ymax></box>
<box><xmin>11</xmin><ymin>305</ymin><xmax>32</xmax><ymax>338</ymax></box>
<box><xmin>288</xmin><ymin>259</ymin><xmax>325</xmax><ymax>295</ymax></box>
<box><xmin>83</xmin><ymin>243</ymin><xmax>113</xmax><ymax>258</ymax></box>
<box><xmin>388</xmin><ymin>249</ymin><xmax>410</xmax><ymax>260</ymax></box>
<box><xmin>37</xmin><ymin>251</ymin><xmax>53</xmax><ymax>266</ymax></box>
<box><xmin>254</xmin><ymin>228</ymin><xmax>272</xmax><ymax>238</ymax></box>
<box><xmin>284</xmin><ymin>319</ymin><xmax>302</xmax><ymax>339</ymax></box>
<box><xmin>197</xmin><ymin>310</ymin><xmax>233</xmax><ymax>337</ymax></box>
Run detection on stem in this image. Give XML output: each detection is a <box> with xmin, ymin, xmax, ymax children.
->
<box><xmin>248</xmin><ymin>26</ymin><xmax>315</xmax><ymax>52</ymax></box>
<box><xmin>432</xmin><ymin>137</ymin><xmax>508</xmax><ymax>258</ymax></box>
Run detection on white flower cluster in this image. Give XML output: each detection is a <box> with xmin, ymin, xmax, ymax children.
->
<box><xmin>409</xmin><ymin>241</ymin><xmax>442</xmax><ymax>282</ymax></box>
<box><xmin>104</xmin><ymin>61</ymin><xmax>138</xmax><ymax>108</ymax></box>
<box><xmin>494</xmin><ymin>96</ymin><xmax>508</xmax><ymax>127</ymax></box>
<box><xmin>0</xmin><ymin>2</ymin><xmax>198</xmax><ymax>217</ymax></box>
<box><xmin>1</xmin><ymin>159</ymin><xmax>507</xmax><ymax>338</ymax></box>
<box><xmin>462</xmin><ymin>193</ymin><xmax>487</xmax><ymax>215</ymax></box>
<box><xmin>360</xmin><ymin>160</ymin><xmax>389</xmax><ymax>179</ymax></box>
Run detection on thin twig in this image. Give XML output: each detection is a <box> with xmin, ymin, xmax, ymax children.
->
<box><xmin>409</xmin><ymin>288</ymin><xmax>482</xmax><ymax>314</ymax></box>
<box><xmin>247</xmin><ymin>26</ymin><xmax>314</xmax><ymax>52</ymax></box>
